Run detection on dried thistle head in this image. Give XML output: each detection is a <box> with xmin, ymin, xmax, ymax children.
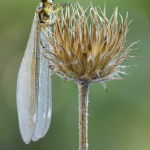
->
<box><xmin>43</xmin><ymin>3</ymin><xmax>137</xmax><ymax>91</ymax></box>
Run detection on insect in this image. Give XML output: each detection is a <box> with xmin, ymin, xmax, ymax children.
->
<box><xmin>16</xmin><ymin>0</ymin><xmax>69</xmax><ymax>144</ymax></box>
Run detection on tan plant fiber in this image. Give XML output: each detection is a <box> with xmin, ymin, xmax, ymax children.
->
<box><xmin>42</xmin><ymin>2</ymin><xmax>138</xmax><ymax>92</ymax></box>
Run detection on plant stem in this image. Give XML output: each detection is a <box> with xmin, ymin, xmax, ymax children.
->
<box><xmin>78</xmin><ymin>82</ymin><xmax>89</xmax><ymax>150</ymax></box>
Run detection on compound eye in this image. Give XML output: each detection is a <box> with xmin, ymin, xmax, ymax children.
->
<box><xmin>41</xmin><ymin>0</ymin><xmax>54</xmax><ymax>2</ymax></box>
<box><xmin>41</xmin><ymin>0</ymin><xmax>47</xmax><ymax>2</ymax></box>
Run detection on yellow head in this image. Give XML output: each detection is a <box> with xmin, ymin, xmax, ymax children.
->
<box><xmin>41</xmin><ymin>0</ymin><xmax>53</xmax><ymax>16</ymax></box>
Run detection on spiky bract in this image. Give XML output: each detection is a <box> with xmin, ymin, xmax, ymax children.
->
<box><xmin>42</xmin><ymin>3</ymin><xmax>137</xmax><ymax>91</ymax></box>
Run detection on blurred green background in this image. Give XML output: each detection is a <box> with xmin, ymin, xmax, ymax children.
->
<box><xmin>0</xmin><ymin>0</ymin><xmax>150</xmax><ymax>150</ymax></box>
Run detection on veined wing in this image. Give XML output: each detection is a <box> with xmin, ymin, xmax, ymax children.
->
<box><xmin>17</xmin><ymin>9</ymin><xmax>52</xmax><ymax>144</ymax></box>
<box><xmin>16</xmin><ymin>12</ymin><xmax>39</xmax><ymax>144</ymax></box>
<box><xmin>32</xmin><ymin>28</ymin><xmax>52</xmax><ymax>141</ymax></box>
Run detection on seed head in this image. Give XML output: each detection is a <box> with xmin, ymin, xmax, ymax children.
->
<box><xmin>42</xmin><ymin>3</ymin><xmax>137</xmax><ymax>91</ymax></box>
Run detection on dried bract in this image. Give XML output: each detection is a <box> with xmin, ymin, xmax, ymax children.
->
<box><xmin>42</xmin><ymin>3</ymin><xmax>137</xmax><ymax>91</ymax></box>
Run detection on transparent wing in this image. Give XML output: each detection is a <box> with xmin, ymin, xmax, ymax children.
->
<box><xmin>41</xmin><ymin>25</ymin><xmax>53</xmax><ymax>138</ymax></box>
<box><xmin>17</xmin><ymin>12</ymin><xmax>52</xmax><ymax>143</ymax></box>
<box><xmin>32</xmin><ymin>30</ymin><xmax>52</xmax><ymax>140</ymax></box>
<box><xmin>16</xmin><ymin>12</ymin><xmax>39</xmax><ymax>144</ymax></box>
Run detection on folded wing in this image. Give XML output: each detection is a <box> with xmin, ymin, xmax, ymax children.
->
<box><xmin>16</xmin><ymin>11</ymin><xmax>52</xmax><ymax>144</ymax></box>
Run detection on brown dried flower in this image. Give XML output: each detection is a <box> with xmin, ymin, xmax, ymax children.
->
<box><xmin>42</xmin><ymin>3</ymin><xmax>137</xmax><ymax>91</ymax></box>
<box><xmin>40</xmin><ymin>3</ymin><xmax>138</xmax><ymax>149</ymax></box>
